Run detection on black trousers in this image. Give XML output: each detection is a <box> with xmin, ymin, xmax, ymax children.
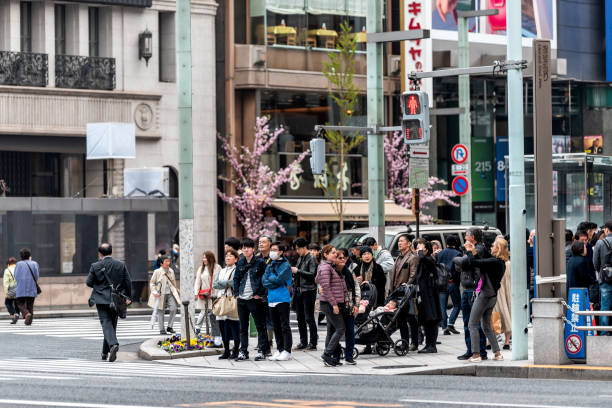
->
<box><xmin>96</xmin><ymin>304</ymin><xmax>119</xmax><ymax>354</ymax></box>
<box><xmin>320</xmin><ymin>301</ymin><xmax>346</xmax><ymax>355</ymax></box>
<box><xmin>237</xmin><ymin>298</ymin><xmax>269</xmax><ymax>354</ymax></box>
<box><xmin>270</xmin><ymin>302</ymin><xmax>292</xmax><ymax>353</ymax></box>
<box><xmin>16</xmin><ymin>297</ymin><xmax>35</xmax><ymax>318</ymax></box>
<box><xmin>218</xmin><ymin>319</ymin><xmax>240</xmax><ymax>353</ymax></box>
<box><xmin>4</xmin><ymin>297</ymin><xmax>17</xmax><ymax>315</ymax></box>
<box><xmin>398</xmin><ymin>310</ymin><xmax>419</xmax><ymax>346</ymax></box>
<box><xmin>423</xmin><ymin>320</ymin><xmax>439</xmax><ymax>348</ymax></box>
<box><xmin>295</xmin><ymin>289</ymin><xmax>317</xmax><ymax>345</ymax></box>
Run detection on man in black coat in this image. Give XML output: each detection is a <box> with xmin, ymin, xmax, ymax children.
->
<box><xmin>86</xmin><ymin>243</ymin><xmax>132</xmax><ymax>362</ymax></box>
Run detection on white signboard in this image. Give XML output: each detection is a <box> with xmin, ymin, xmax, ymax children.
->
<box><xmin>86</xmin><ymin>123</ymin><xmax>136</xmax><ymax>160</ymax></box>
<box><xmin>403</xmin><ymin>0</ymin><xmax>433</xmax><ymax>105</ymax></box>
<box><xmin>452</xmin><ymin>163</ymin><xmax>470</xmax><ymax>176</ymax></box>
<box><xmin>409</xmin><ymin>157</ymin><xmax>429</xmax><ymax>189</ymax></box>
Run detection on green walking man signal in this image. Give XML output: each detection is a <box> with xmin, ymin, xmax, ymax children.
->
<box><xmin>401</xmin><ymin>91</ymin><xmax>430</xmax><ymax>145</ymax></box>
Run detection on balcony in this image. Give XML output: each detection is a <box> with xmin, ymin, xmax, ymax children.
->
<box><xmin>0</xmin><ymin>51</ymin><xmax>48</xmax><ymax>87</ymax></box>
<box><xmin>55</xmin><ymin>55</ymin><xmax>116</xmax><ymax>91</ymax></box>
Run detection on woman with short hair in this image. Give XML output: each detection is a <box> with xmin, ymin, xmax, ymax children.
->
<box><xmin>213</xmin><ymin>249</ymin><xmax>240</xmax><ymax>359</ymax></box>
<box><xmin>3</xmin><ymin>257</ymin><xmax>18</xmax><ymax>324</ymax></box>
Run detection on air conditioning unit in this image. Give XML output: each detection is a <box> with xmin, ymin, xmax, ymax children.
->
<box><xmin>388</xmin><ymin>55</ymin><xmax>401</xmax><ymax>76</ymax></box>
<box><xmin>253</xmin><ymin>46</ymin><xmax>266</xmax><ymax>67</ymax></box>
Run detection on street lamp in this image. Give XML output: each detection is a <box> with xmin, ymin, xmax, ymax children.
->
<box><xmin>139</xmin><ymin>29</ymin><xmax>153</xmax><ymax>66</ymax></box>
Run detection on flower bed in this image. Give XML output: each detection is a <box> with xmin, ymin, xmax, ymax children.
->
<box><xmin>157</xmin><ymin>333</ymin><xmax>213</xmax><ymax>354</ymax></box>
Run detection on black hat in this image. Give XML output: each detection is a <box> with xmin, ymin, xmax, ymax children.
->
<box><xmin>360</xmin><ymin>246</ymin><xmax>374</xmax><ymax>257</ymax></box>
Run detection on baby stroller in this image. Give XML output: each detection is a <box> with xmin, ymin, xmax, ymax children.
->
<box><xmin>354</xmin><ymin>284</ymin><xmax>417</xmax><ymax>357</ymax></box>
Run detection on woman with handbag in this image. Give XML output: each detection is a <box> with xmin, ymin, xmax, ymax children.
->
<box><xmin>3</xmin><ymin>257</ymin><xmax>18</xmax><ymax>324</ymax></box>
<box><xmin>148</xmin><ymin>256</ymin><xmax>180</xmax><ymax>335</ymax></box>
<box><xmin>194</xmin><ymin>251</ymin><xmax>222</xmax><ymax>347</ymax></box>
<box><xmin>213</xmin><ymin>249</ymin><xmax>240</xmax><ymax>359</ymax></box>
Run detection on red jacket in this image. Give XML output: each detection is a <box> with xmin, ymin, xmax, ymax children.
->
<box><xmin>315</xmin><ymin>260</ymin><xmax>348</xmax><ymax>306</ymax></box>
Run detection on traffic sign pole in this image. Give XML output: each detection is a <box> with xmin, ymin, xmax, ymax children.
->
<box><xmin>457</xmin><ymin>8</ymin><xmax>472</xmax><ymax>226</ymax></box>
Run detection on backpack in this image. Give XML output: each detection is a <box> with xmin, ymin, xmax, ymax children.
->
<box><xmin>601</xmin><ymin>239</ymin><xmax>612</xmax><ymax>284</ymax></box>
<box><xmin>435</xmin><ymin>263</ymin><xmax>450</xmax><ymax>292</ymax></box>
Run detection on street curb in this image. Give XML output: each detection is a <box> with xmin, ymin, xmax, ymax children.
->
<box><xmin>138</xmin><ymin>337</ymin><xmax>221</xmax><ymax>361</ymax></box>
<box><xmin>0</xmin><ymin>308</ymin><xmax>154</xmax><ymax>320</ymax></box>
<box><xmin>402</xmin><ymin>364</ymin><xmax>612</xmax><ymax>381</ymax></box>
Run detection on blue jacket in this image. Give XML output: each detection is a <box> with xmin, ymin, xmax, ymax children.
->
<box><xmin>262</xmin><ymin>258</ymin><xmax>292</xmax><ymax>304</ymax></box>
<box><xmin>233</xmin><ymin>255</ymin><xmax>267</xmax><ymax>298</ymax></box>
<box><xmin>14</xmin><ymin>259</ymin><xmax>40</xmax><ymax>298</ymax></box>
<box><xmin>436</xmin><ymin>248</ymin><xmax>461</xmax><ymax>281</ymax></box>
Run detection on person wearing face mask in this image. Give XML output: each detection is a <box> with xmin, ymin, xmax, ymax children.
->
<box><xmin>262</xmin><ymin>242</ymin><xmax>293</xmax><ymax>361</ymax></box>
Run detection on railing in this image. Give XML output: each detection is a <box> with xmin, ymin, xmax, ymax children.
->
<box><xmin>0</xmin><ymin>51</ymin><xmax>48</xmax><ymax>87</ymax></box>
<box><xmin>562</xmin><ymin>300</ymin><xmax>612</xmax><ymax>331</ymax></box>
<box><xmin>55</xmin><ymin>55</ymin><xmax>116</xmax><ymax>90</ymax></box>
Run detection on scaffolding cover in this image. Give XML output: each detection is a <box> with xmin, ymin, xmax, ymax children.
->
<box><xmin>86</xmin><ymin>123</ymin><xmax>136</xmax><ymax>160</ymax></box>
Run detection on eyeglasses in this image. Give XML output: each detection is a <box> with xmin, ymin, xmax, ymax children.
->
<box><xmin>337</xmin><ymin>256</ymin><xmax>346</xmax><ymax>260</ymax></box>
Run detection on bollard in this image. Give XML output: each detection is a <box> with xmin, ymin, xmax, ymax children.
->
<box><xmin>531</xmin><ymin>298</ymin><xmax>571</xmax><ymax>365</ymax></box>
<box><xmin>182</xmin><ymin>301</ymin><xmax>191</xmax><ymax>347</ymax></box>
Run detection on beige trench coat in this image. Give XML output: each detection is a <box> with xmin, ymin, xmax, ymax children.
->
<box><xmin>194</xmin><ymin>264</ymin><xmax>221</xmax><ymax>310</ymax></box>
<box><xmin>493</xmin><ymin>260</ymin><xmax>512</xmax><ymax>333</ymax></box>
<box><xmin>147</xmin><ymin>267</ymin><xmax>180</xmax><ymax>310</ymax></box>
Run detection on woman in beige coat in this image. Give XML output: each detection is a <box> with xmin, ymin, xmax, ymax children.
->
<box><xmin>194</xmin><ymin>251</ymin><xmax>222</xmax><ymax>346</ymax></box>
<box><xmin>148</xmin><ymin>256</ymin><xmax>180</xmax><ymax>335</ymax></box>
<box><xmin>492</xmin><ymin>236</ymin><xmax>512</xmax><ymax>349</ymax></box>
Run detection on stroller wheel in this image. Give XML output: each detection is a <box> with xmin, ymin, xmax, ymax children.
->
<box><xmin>339</xmin><ymin>346</ymin><xmax>345</xmax><ymax>359</ymax></box>
<box><xmin>376</xmin><ymin>343</ymin><xmax>390</xmax><ymax>356</ymax></box>
<box><xmin>352</xmin><ymin>348</ymin><xmax>359</xmax><ymax>359</ymax></box>
<box><xmin>394</xmin><ymin>339</ymin><xmax>410</xmax><ymax>356</ymax></box>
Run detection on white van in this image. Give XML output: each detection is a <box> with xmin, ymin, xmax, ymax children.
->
<box><xmin>329</xmin><ymin>224</ymin><xmax>503</xmax><ymax>258</ymax></box>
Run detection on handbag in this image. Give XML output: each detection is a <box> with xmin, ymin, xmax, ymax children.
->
<box><xmin>5</xmin><ymin>269</ymin><xmax>16</xmax><ymax>298</ymax></box>
<box><xmin>198</xmin><ymin>268</ymin><xmax>214</xmax><ymax>299</ymax></box>
<box><xmin>101</xmin><ymin>267</ymin><xmax>128</xmax><ymax>319</ymax></box>
<box><xmin>25</xmin><ymin>262</ymin><xmax>42</xmax><ymax>295</ymax></box>
<box><xmin>491</xmin><ymin>311</ymin><xmax>503</xmax><ymax>335</ymax></box>
<box><xmin>212</xmin><ymin>285</ymin><xmax>238</xmax><ymax>319</ymax></box>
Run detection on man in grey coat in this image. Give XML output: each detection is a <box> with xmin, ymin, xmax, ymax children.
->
<box><xmin>86</xmin><ymin>243</ymin><xmax>132</xmax><ymax>362</ymax></box>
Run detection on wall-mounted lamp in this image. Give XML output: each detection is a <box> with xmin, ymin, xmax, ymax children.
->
<box><xmin>139</xmin><ymin>29</ymin><xmax>153</xmax><ymax>66</ymax></box>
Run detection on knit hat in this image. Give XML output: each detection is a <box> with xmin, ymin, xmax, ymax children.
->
<box><xmin>360</xmin><ymin>246</ymin><xmax>373</xmax><ymax>257</ymax></box>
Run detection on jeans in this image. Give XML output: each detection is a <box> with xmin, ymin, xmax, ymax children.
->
<box><xmin>270</xmin><ymin>302</ymin><xmax>293</xmax><ymax>352</ymax></box>
<box><xmin>4</xmin><ymin>297</ymin><xmax>17</xmax><ymax>316</ymax></box>
<box><xmin>469</xmin><ymin>294</ymin><xmax>500</xmax><ymax>354</ymax></box>
<box><xmin>461</xmin><ymin>289</ymin><xmax>487</xmax><ymax>356</ymax></box>
<box><xmin>218</xmin><ymin>319</ymin><xmax>240</xmax><ymax>353</ymax></box>
<box><xmin>440</xmin><ymin>283</ymin><xmax>462</xmax><ymax>329</ymax></box>
<box><xmin>237</xmin><ymin>298</ymin><xmax>269</xmax><ymax>354</ymax></box>
<box><xmin>332</xmin><ymin>313</ymin><xmax>355</xmax><ymax>361</ymax></box>
<box><xmin>320</xmin><ymin>301</ymin><xmax>346</xmax><ymax>355</ymax></box>
<box><xmin>96</xmin><ymin>304</ymin><xmax>118</xmax><ymax>354</ymax></box>
<box><xmin>158</xmin><ymin>295</ymin><xmax>177</xmax><ymax>330</ymax></box>
<box><xmin>16</xmin><ymin>297</ymin><xmax>34</xmax><ymax>318</ymax></box>
<box><xmin>295</xmin><ymin>289</ymin><xmax>318</xmax><ymax>345</ymax></box>
<box><xmin>601</xmin><ymin>282</ymin><xmax>612</xmax><ymax>335</ymax></box>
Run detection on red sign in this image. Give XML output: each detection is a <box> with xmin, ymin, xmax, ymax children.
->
<box><xmin>451</xmin><ymin>144</ymin><xmax>468</xmax><ymax>164</ymax></box>
<box><xmin>407</xmin><ymin>95</ymin><xmax>420</xmax><ymax>115</ymax></box>
<box><xmin>565</xmin><ymin>334</ymin><xmax>582</xmax><ymax>355</ymax></box>
<box><xmin>452</xmin><ymin>176</ymin><xmax>469</xmax><ymax>196</ymax></box>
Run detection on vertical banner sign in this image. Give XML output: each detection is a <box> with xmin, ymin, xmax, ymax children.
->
<box><xmin>471</xmin><ymin>137</ymin><xmax>495</xmax><ymax>205</ymax></box>
<box><xmin>564</xmin><ymin>288</ymin><xmax>590</xmax><ymax>360</ymax></box>
<box><xmin>496</xmin><ymin>138</ymin><xmax>509</xmax><ymax>203</ymax></box>
<box><xmin>403</xmin><ymin>0</ymin><xmax>432</xmax><ymax>104</ymax></box>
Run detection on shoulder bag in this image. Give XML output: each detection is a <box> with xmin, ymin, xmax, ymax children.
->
<box><xmin>25</xmin><ymin>262</ymin><xmax>42</xmax><ymax>295</ymax></box>
<box><xmin>212</xmin><ymin>269</ymin><xmax>238</xmax><ymax>319</ymax></box>
<box><xmin>101</xmin><ymin>266</ymin><xmax>128</xmax><ymax>319</ymax></box>
<box><xmin>5</xmin><ymin>269</ymin><xmax>17</xmax><ymax>298</ymax></box>
<box><xmin>198</xmin><ymin>268</ymin><xmax>214</xmax><ymax>299</ymax></box>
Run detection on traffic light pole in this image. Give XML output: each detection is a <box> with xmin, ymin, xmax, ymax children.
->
<box><xmin>457</xmin><ymin>14</ymin><xmax>471</xmax><ymax>226</ymax></box>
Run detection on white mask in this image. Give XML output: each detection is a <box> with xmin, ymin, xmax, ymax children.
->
<box><xmin>269</xmin><ymin>251</ymin><xmax>280</xmax><ymax>261</ymax></box>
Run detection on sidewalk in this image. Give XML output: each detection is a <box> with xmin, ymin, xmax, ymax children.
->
<box><xmin>0</xmin><ymin>307</ymin><xmax>153</xmax><ymax>320</ymax></box>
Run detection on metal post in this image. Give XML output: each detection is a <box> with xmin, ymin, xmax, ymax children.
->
<box><xmin>182</xmin><ymin>301</ymin><xmax>191</xmax><ymax>346</ymax></box>
<box><xmin>507</xmin><ymin>0</ymin><xmax>529</xmax><ymax>361</ymax></box>
<box><xmin>367</xmin><ymin>0</ymin><xmax>385</xmax><ymax>247</ymax></box>
<box><xmin>457</xmin><ymin>15</ymin><xmax>472</xmax><ymax>225</ymax></box>
<box><xmin>177</xmin><ymin>0</ymin><xmax>195</xmax><ymax>340</ymax></box>
<box><xmin>415</xmin><ymin>189</ymin><xmax>420</xmax><ymax>238</ymax></box>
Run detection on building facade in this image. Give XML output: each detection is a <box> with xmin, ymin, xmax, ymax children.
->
<box><xmin>0</xmin><ymin>0</ymin><xmax>218</xmax><ymax>307</ymax></box>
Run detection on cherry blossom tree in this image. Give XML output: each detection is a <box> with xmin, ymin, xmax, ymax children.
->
<box><xmin>218</xmin><ymin>116</ymin><xmax>309</xmax><ymax>239</ymax></box>
<box><xmin>384</xmin><ymin>131</ymin><xmax>457</xmax><ymax>222</ymax></box>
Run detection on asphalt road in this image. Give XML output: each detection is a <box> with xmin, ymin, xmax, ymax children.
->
<box><xmin>1</xmin><ymin>316</ymin><xmax>610</xmax><ymax>408</ymax></box>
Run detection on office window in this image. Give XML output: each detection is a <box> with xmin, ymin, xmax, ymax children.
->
<box><xmin>20</xmin><ymin>1</ymin><xmax>32</xmax><ymax>52</ymax></box>
<box><xmin>55</xmin><ymin>4</ymin><xmax>66</xmax><ymax>55</ymax></box>
<box><xmin>159</xmin><ymin>12</ymin><xmax>176</xmax><ymax>82</ymax></box>
<box><xmin>89</xmin><ymin>7</ymin><xmax>100</xmax><ymax>57</ymax></box>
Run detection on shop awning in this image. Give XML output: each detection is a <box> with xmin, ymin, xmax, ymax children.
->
<box><xmin>271</xmin><ymin>199</ymin><xmax>414</xmax><ymax>222</ymax></box>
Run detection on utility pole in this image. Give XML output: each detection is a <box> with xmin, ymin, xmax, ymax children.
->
<box><xmin>366</xmin><ymin>0</ymin><xmax>385</xmax><ymax>247</ymax></box>
<box><xmin>507</xmin><ymin>0</ymin><xmax>529</xmax><ymax>361</ymax></box>
<box><xmin>177</xmin><ymin>0</ymin><xmax>195</xmax><ymax>339</ymax></box>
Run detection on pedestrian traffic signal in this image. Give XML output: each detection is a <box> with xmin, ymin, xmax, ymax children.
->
<box><xmin>309</xmin><ymin>138</ymin><xmax>326</xmax><ymax>175</ymax></box>
<box><xmin>401</xmin><ymin>91</ymin><xmax>430</xmax><ymax>145</ymax></box>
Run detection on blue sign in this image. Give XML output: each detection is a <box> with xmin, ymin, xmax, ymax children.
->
<box><xmin>452</xmin><ymin>176</ymin><xmax>469</xmax><ymax>196</ymax></box>
<box><xmin>496</xmin><ymin>138</ymin><xmax>508</xmax><ymax>203</ymax></box>
<box><xmin>564</xmin><ymin>288</ymin><xmax>591</xmax><ymax>360</ymax></box>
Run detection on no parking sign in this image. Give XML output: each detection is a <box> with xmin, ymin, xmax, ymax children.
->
<box><xmin>452</xmin><ymin>176</ymin><xmax>469</xmax><ymax>196</ymax></box>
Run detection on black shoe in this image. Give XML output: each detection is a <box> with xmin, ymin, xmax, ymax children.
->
<box><xmin>295</xmin><ymin>343</ymin><xmax>307</xmax><ymax>350</ymax></box>
<box><xmin>481</xmin><ymin>353</ymin><xmax>488</xmax><ymax>360</ymax></box>
<box><xmin>443</xmin><ymin>329</ymin><xmax>451</xmax><ymax>335</ymax></box>
<box><xmin>418</xmin><ymin>346</ymin><xmax>437</xmax><ymax>354</ymax></box>
<box><xmin>436</xmin><ymin>341</ymin><xmax>442</xmax><ymax>345</ymax></box>
<box><xmin>321</xmin><ymin>352</ymin><xmax>338</xmax><ymax>367</ymax></box>
<box><xmin>362</xmin><ymin>345</ymin><xmax>373</xmax><ymax>355</ymax></box>
<box><xmin>486</xmin><ymin>344</ymin><xmax>492</xmax><ymax>350</ymax></box>
<box><xmin>503</xmin><ymin>344</ymin><xmax>511</xmax><ymax>350</ymax></box>
<box><xmin>307</xmin><ymin>343</ymin><xmax>317</xmax><ymax>351</ymax></box>
<box><xmin>409</xmin><ymin>344</ymin><xmax>418</xmax><ymax>352</ymax></box>
<box><xmin>254</xmin><ymin>352</ymin><xmax>266</xmax><ymax>361</ymax></box>
<box><xmin>457</xmin><ymin>353</ymin><xmax>471</xmax><ymax>360</ymax></box>
<box><xmin>447</xmin><ymin>325</ymin><xmax>460</xmax><ymax>335</ymax></box>
<box><xmin>219</xmin><ymin>352</ymin><xmax>231</xmax><ymax>360</ymax></box>
<box><xmin>345</xmin><ymin>358</ymin><xmax>357</xmax><ymax>365</ymax></box>
<box><xmin>229</xmin><ymin>350</ymin><xmax>239</xmax><ymax>360</ymax></box>
<box><xmin>10</xmin><ymin>315</ymin><xmax>18</xmax><ymax>324</ymax></box>
<box><xmin>101</xmin><ymin>353</ymin><xmax>108</xmax><ymax>361</ymax></box>
<box><xmin>159</xmin><ymin>330</ymin><xmax>167</xmax><ymax>335</ymax></box>
<box><xmin>108</xmin><ymin>345</ymin><xmax>119</xmax><ymax>362</ymax></box>
<box><xmin>236</xmin><ymin>351</ymin><xmax>249</xmax><ymax>361</ymax></box>
<box><xmin>166</xmin><ymin>327</ymin><xmax>175</xmax><ymax>334</ymax></box>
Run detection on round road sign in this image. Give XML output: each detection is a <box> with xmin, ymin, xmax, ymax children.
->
<box><xmin>565</xmin><ymin>334</ymin><xmax>582</xmax><ymax>355</ymax></box>
<box><xmin>452</xmin><ymin>176</ymin><xmax>469</xmax><ymax>196</ymax></box>
<box><xmin>451</xmin><ymin>144</ymin><xmax>468</xmax><ymax>164</ymax></box>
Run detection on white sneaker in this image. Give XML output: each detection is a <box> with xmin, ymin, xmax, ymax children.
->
<box><xmin>214</xmin><ymin>336</ymin><xmax>223</xmax><ymax>346</ymax></box>
<box><xmin>269</xmin><ymin>351</ymin><xmax>281</xmax><ymax>361</ymax></box>
<box><xmin>277</xmin><ymin>351</ymin><xmax>291</xmax><ymax>361</ymax></box>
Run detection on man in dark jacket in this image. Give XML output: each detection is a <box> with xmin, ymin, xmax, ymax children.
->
<box><xmin>436</xmin><ymin>235</ymin><xmax>461</xmax><ymax>335</ymax></box>
<box><xmin>291</xmin><ymin>237</ymin><xmax>318</xmax><ymax>350</ymax></box>
<box><xmin>86</xmin><ymin>243</ymin><xmax>132</xmax><ymax>362</ymax></box>
<box><xmin>234</xmin><ymin>238</ymin><xmax>269</xmax><ymax>361</ymax></box>
<box><xmin>455</xmin><ymin>228</ymin><xmax>488</xmax><ymax>360</ymax></box>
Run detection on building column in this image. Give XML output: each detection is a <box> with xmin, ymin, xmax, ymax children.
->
<box><xmin>0</xmin><ymin>0</ymin><xmax>21</xmax><ymax>52</ymax></box>
<box><xmin>41</xmin><ymin>0</ymin><xmax>55</xmax><ymax>87</ymax></box>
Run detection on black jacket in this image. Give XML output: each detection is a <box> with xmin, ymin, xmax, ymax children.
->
<box><xmin>566</xmin><ymin>255</ymin><xmax>597</xmax><ymax>299</ymax></box>
<box><xmin>464</xmin><ymin>253</ymin><xmax>505</xmax><ymax>297</ymax></box>
<box><xmin>294</xmin><ymin>252</ymin><xmax>317</xmax><ymax>292</ymax></box>
<box><xmin>457</xmin><ymin>242</ymin><xmax>489</xmax><ymax>290</ymax></box>
<box><xmin>416</xmin><ymin>253</ymin><xmax>442</xmax><ymax>323</ymax></box>
<box><xmin>355</xmin><ymin>260</ymin><xmax>386</xmax><ymax>307</ymax></box>
<box><xmin>234</xmin><ymin>255</ymin><xmax>267</xmax><ymax>298</ymax></box>
<box><xmin>86</xmin><ymin>256</ymin><xmax>132</xmax><ymax>306</ymax></box>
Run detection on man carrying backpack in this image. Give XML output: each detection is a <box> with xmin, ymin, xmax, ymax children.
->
<box><xmin>593</xmin><ymin>221</ymin><xmax>612</xmax><ymax>335</ymax></box>
<box><xmin>436</xmin><ymin>236</ymin><xmax>462</xmax><ymax>335</ymax></box>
